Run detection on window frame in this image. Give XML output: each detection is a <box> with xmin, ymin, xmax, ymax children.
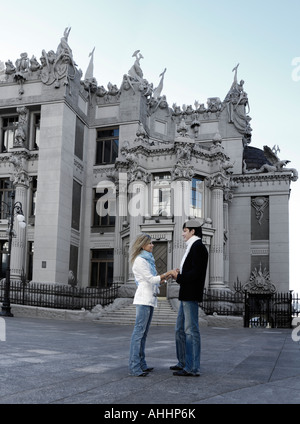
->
<box><xmin>92</xmin><ymin>188</ymin><xmax>116</xmax><ymax>227</ymax></box>
<box><xmin>90</xmin><ymin>249</ymin><xmax>114</xmax><ymax>288</ymax></box>
<box><xmin>30</xmin><ymin>112</ymin><xmax>40</xmax><ymax>150</ymax></box>
<box><xmin>0</xmin><ymin>178</ymin><xmax>13</xmax><ymax>219</ymax></box>
<box><xmin>152</xmin><ymin>173</ymin><xmax>172</xmax><ymax>217</ymax></box>
<box><xmin>190</xmin><ymin>176</ymin><xmax>204</xmax><ymax>218</ymax></box>
<box><xmin>95</xmin><ymin>127</ymin><xmax>119</xmax><ymax>165</ymax></box>
<box><xmin>0</xmin><ymin>115</ymin><xmax>18</xmax><ymax>152</ymax></box>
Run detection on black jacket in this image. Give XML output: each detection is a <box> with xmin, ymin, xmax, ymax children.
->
<box><xmin>177</xmin><ymin>239</ymin><xmax>208</xmax><ymax>302</ymax></box>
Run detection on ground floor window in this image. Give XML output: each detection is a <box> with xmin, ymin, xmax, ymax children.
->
<box><xmin>0</xmin><ymin>241</ymin><xmax>8</xmax><ymax>279</ymax></box>
<box><xmin>27</xmin><ymin>241</ymin><xmax>34</xmax><ymax>281</ymax></box>
<box><xmin>0</xmin><ymin>179</ymin><xmax>13</xmax><ymax>219</ymax></box>
<box><xmin>90</xmin><ymin>249</ymin><xmax>113</xmax><ymax>287</ymax></box>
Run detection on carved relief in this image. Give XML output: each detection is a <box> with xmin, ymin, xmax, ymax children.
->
<box><xmin>9</xmin><ymin>152</ymin><xmax>30</xmax><ymax>187</ymax></box>
<box><xmin>176</xmin><ymin>118</ymin><xmax>189</xmax><ymax>137</ymax></box>
<box><xmin>206</xmin><ymin>172</ymin><xmax>231</xmax><ymax>190</ymax></box>
<box><xmin>14</xmin><ymin>53</ymin><xmax>29</xmax><ymax>98</ymax></box>
<box><xmin>40</xmin><ymin>27</ymin><xmax>77</xmax><ymax>90</ymax></box>
<box><xmin>14</xmin><ymin>107</ymin><xmax>28</xmax><ymax>148</ymax></box>
<box><xmin>243</xmin><ymin>263</ymin><xmax>276</xmax><ymax>294</ymax></box>
<box><xmin>175</xmin><ymin>142</ymin><xmax>193</xmax><ymax>165</ymax></box>
<box><xmin>171</xmin><ymin>163</ymin><xmax>194</xmax><ymax>181</ymax></box>
<box><xmin>3</xmin><ymin>28</ymin><xmax>78</xmax><ymax>96</ymax></box>
<box><xmin>251</xmin><ymin>197</ymin><xmax>268</xmax><ymax>225</ymax></box>
<box><xmin>134</xmin><ymin>122</ymin><xmax>151</xmax><ymax>145</ymax></box>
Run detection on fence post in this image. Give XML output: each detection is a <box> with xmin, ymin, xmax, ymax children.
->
<box><xmin>289</xmin><ymin>290</ymin><xmax>293</xmax><ymax>328</ymax></box>
<box><xmin>244</xmin><ymin>290</ymin><xmax>248</xmax><ymax>327</ymax></box>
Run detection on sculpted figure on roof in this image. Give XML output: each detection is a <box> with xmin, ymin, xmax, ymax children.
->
<box><xmin>224</xmin><ymin>64</ymin><xmax>252</xmax><ymax>140</ymax></box>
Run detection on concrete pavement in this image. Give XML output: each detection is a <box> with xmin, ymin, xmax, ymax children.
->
<box><xmin>0</xmin><ymin>316</ymin><xmax>300</xmax><ymax>406</ymax></box>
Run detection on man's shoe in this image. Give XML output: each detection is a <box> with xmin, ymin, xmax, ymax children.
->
<box><xmin>138</xmin><ymin>372</ymin><xmax>149</xmax><ymax>377</ymax></box>
<box><xmin>143</xmin><ymin>367</ymin><xmax>154</xmax><ymax>372</ymax></box>
<box><xmin>169</xmin><ymin>365</ymin><xmax>183</xmax><ymax>371</ymax></box>
<box><xmin>173</xmin><ymin>370</ymin><xmax>199</xmax><ymax>377</ymax></box>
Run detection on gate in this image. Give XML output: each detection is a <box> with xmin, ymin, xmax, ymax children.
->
<box><xmin>244</xmin><ymin>291</ymin><xmax>293</xmax><ymax>328</ymax></box>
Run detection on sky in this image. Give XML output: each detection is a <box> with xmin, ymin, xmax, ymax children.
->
<box><xmin>1</xmin><ymin>0</ymin><xmax>300</xmax><ymax>291</ymax></box>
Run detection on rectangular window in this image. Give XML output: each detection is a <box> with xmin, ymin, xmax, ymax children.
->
<box><xmin>190</xmin><ymin>177</ymin><xmax>203</xmax><ymax>218</ymax></box>
<box><xmin>90</xmin><ymin>249</ymin><xmax>113</xmax><ymax>287</ymax></box>
<box><xmin>1</xmin><ymin>116</ymin><xmax>18</xmax><ymax>152</ymax></box>
<box><xmin>69</xmin><ymin>244</ymin><xmax>78</xmax><ymax>283</ymax></box>
<box><xmin>0</xmin><ymin>179</ymin><xmax>13</xmax><ymax>219</ymax></box>
<box><xmin>93</xmin><ymin>188</ymin><xmax>115</xmax><ymax>227</ymax></box>
<box><xmin>152</xmin><ymin>174</ymin><xmax>171</xmax><ymax>216</ymax></box>
<box><xmin>74</xmin><ymin>117</ymin><xmax>84</xmax><ymax>160</ymax></box>
<box><xmin>30</xmin><ymin>176</ymin><xmax>37</xmax><ymax>217</ymax></box>
<box><xmin>32</xmin><ymin>113</ymin><xmax>40</xmax><ymax>150</ymax></box>
<box><xmin>27</xmin><ymin>241</ymin><xmax>34</xmax><ymax>281</ymax></box>
<box><xmin>95</xmin><ymin>127</ymin><xmax>119</xmax><ymax>164</ymax></box>
<box><xmin>72</xmin><ymin>180</ymin><xmax>82</xmax><ymax>231</ymax></box>
<box><xmin>1</xmin><ymin>111</ymin><xmax>40</xmax><ymax>151</ymax></box>
<box><xmin>0</xmin><ymin>241</ymin><xmax>9</xmax><ymax>279</ymax></box>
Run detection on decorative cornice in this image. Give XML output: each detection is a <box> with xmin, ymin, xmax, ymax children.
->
<box><xmin>232</xmin><ymin>172</ymin><xmax>295</xmax><ymax>184</ymax></box>
<box><xmin>120</xmin><ymin>140</ymin><xmax>229</xmax><ymax>163</ymax></box>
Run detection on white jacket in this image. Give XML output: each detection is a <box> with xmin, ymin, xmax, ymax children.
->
<box><xmin>132</xmin><ymin>256</ymin><xmax>160</xmax><ymax>307</ymax></box>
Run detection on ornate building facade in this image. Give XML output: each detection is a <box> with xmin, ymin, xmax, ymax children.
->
<box><xmin>0</xmin><ymin>30</ymin><xmax>297</xmax><ymax>299</ymax></box>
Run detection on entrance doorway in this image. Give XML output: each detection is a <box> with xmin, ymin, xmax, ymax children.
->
<box><xmin>153</xmin><ymin>242</ymin><xmax>168</xmax><ymax>297</ymax></box>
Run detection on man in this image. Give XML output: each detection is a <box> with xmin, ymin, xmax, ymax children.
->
<box><xmin>171</xmin><ymin>219</ymin><xmax>208</xmax><ymax>377</ymax></box>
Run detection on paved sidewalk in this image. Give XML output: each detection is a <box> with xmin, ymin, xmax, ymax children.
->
<box><xmin>0</xmin><ymin>316</ymin><xmax>300</xmax><ymax>405</ymax></box>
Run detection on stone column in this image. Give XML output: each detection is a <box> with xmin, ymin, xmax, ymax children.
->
<box><xmin>169</xmin><ymin>179</ymin><xmax>190</xmax><ymax>298</ymax></box>
<box><xmin>127</xmin><ymin>180</ymin><xmax>146</xmax><ymax>282</ymax></box>
<box><xmin>9</xmin><ymin>152</ymin><xmax>29</xmax><ymax>281</ymax></box>
<box><xmin>117</xmin><ymin>178</ymin><xmax>147</xmax><ymax>298</ymax></box>
<box><xmin>113</xmin><ymin>172</ymin><xmax>128</xmax><ymax>284</ymax></box>
<box><xmin>10</xmin><ymin>183</ymin><xmax>28</xmax><ymax>280</ymax></box>
<box><xmin>206</xmin><ymin>172</ymin><xmax>230</xmax><ymax>291</ymax></box>
<box><xmin>172</xmin><ymin>179</ymin><xmax>190</xmax><ymax>268</ymax></box>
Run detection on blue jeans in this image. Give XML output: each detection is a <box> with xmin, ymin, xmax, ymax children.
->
<box><xmin>175</xmin><ymin>301</ymin><xmax>201</xmax><ymax>375</ymax></box>
<box><xmin>129</xmin><ymin>305</ymin><xmax>154</xmax><ymax>376</ymax></box>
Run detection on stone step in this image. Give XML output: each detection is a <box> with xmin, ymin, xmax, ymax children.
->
<box><xmin>95</xmin><ymin>299</ymin><xmax>178</xmax><ymax>326</ymax></box>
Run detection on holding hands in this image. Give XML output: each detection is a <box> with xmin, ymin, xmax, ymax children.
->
<box><xmin>160</xmin><ymin>269</ymin><xmax>178</xmax><ymax>283</ymax></box>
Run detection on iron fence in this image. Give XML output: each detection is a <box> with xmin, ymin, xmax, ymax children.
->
<box><xmin>1</xmin><ymin>279</ymin><xmax>299</xmax><ymax>326</ymax></box>
<box><xmin>0</xmin><ymin>280</ymin><xmax>120</xmax><ymax>311</ymax></box>
<box><xmin>244</xmin><ymin>291</ymin><xmax>294</xmax><ymax>328</ymax></box>
<box><xmin>200</xmin><ymin>288</ymin><xmax>244</xmax><ymax>316</ymax></box>
<box><xmin>200</xmin><ymin>288</ymin><xmax>300</xmax><ymax>328</ymax></box>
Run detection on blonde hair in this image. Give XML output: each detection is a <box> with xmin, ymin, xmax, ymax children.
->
<box><xmin>130</xmin><ymin>233</ymin><xmax>151</xmax><ymax>265</ymax></box>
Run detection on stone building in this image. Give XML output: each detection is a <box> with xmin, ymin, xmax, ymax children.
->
<box><xmin>0</xmin><ymin>30</ymin><xmax>297</xmax><ymax>300</ymax></box>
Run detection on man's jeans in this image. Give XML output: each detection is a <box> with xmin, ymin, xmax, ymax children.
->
<box><xmin>175</xmin><ymin>300</ymin><xmax>201</xmax><ymax>375</ymax></box>
<box><xmin>129</xmin><ymin>305</ymin><xmax>154</xmax><ymax>376</ymax></box>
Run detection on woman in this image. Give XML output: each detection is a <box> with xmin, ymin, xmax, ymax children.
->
<box><xmin>129</xmin><ymin>233</ymin><xmax>176</xmax><ymax>377</ymax></box>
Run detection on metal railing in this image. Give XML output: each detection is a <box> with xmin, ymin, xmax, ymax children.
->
<box><xmin>200</xmin><ymin>288</ymin><xmax>244</xmax><ymax>316</ymax></box>
<box><xmin>0</xmin><ymin>280</ymin><xmax>120</xmax><ymax>311</ymax></box>
<box><xmin>200</xmin><ymin>288</ymin><xmax>300</xmax><ymax>328</ymax></box>
<box><xmin>1</xmin><ymin>280</ymin><xmax>299</xmax><ymax>326</ymax></box>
